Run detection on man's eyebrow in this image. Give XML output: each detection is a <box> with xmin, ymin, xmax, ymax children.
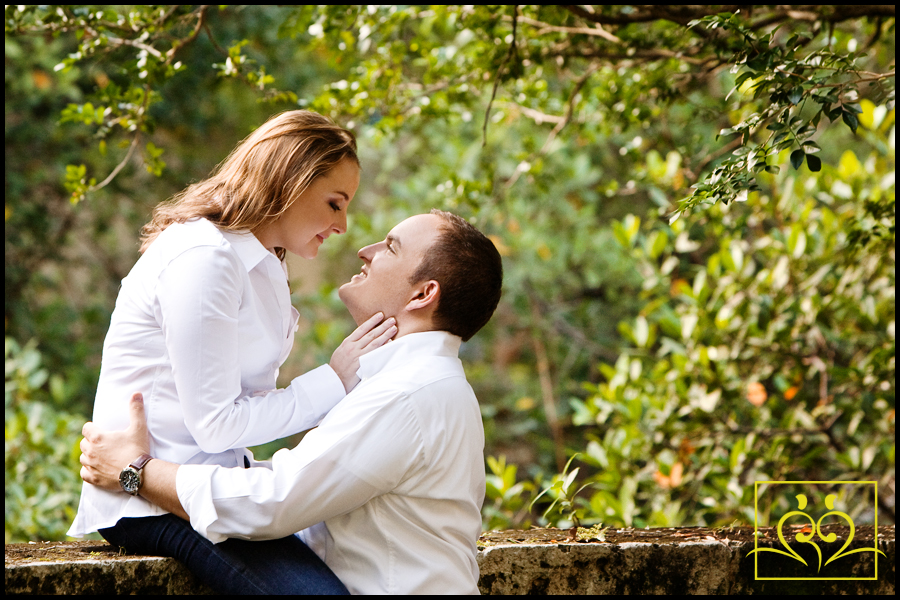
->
<box><xmin>386</xmin><ymin>234</ymin><xmax>401</xmax><ymax>250</ymax></box>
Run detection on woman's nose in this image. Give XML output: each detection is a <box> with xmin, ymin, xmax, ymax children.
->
<box><xmin>333</xmin><ymin>212</ymin><xmax>347</xmax><ymax>235</ymax></box>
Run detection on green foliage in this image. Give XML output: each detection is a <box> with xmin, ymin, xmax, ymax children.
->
<box><xmin>9</xmin><ymin>6</ymin><xmax>894</xmax><ymax>214</ymax></box>
<box><xmin>677</xmin><ymin>11</ymin><xmax>896</xmax><ymax>222</ymax></box>
<box><xmin>531</xmin><ymin>453</ymin><xmax>593</xmax><ymax>528</ymax></box>
<box><xmin>5</xmin><ymin>338</ymin><xmax>88</xmax><ymax>543</ymax></box>
<box><xmin>5</xmin><ymin>5</ymin><xmax>295</xmax><ymax>204</ymax></box>
<box><xmin>5</xmin><ymin>5</ymin><xmax>895</xmax><ymax>540</ymax></box>
<box><xmin>555</xmin><ymin>139</ymin><xmax>894</xmax><ymax>528</ymax></box>
<box><xmin>483</xmin><ymin>455</ymin><xmax>536</xmax><ymax>531</ymax></box>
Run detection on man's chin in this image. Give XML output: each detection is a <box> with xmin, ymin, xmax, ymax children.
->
<box><xmin>337</xmin><ymin>285</ymin><xmax>365</xmax><ymax>326</ymax></box>
<box><xmin>338</xmin><ymin>281</ymin><xmax>356</xmax><ymax>300</ymax></box>
<box><xmin>337</xmin><ymin>283</ymin><xmax>350</xmax><ymax>304</ymax></box>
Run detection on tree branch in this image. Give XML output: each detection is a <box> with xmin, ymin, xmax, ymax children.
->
<box><xmin>89</xmin><ymin>133</ymin><xmax>141</xmax><ymax>193</ymax></box>
<box><xmin>823</xmin><ymin>5</ymin><xmax>896</xmax><ymax>21</ymax></box>
<box><xmin>566</xmin><ymin>47</ymin><xmax>711</xmax><ymax>66</ymax></box>
<box><xmin>82</xmin><ymin>25</ymin><xmax>164</xmax><ymax>60</ymax></box>
<box><xmin>561</xmin><ymin>5</ymin><xmax>894</xmax><ymax>28</ymax></box>
<box><xmin>495</xmin><ymin>101</ymin><xmax>567</xmax><ymax>125</ymax></box>
<box><xmin>483</xmin><ymin>5</ymin><xmax>519</xmax><ymax>147</ymax></box>
<box><xmin>561</xmin><ymin>5</ymin><xmax>743</xmax><ymax>26</ymax></box>
<box><xmin>515</xmin><ymin>14</ymin><xmax>622</xmax><ymax>44</ymax></box>
<box><xmin>86</xmin><ymin>82</ymin><xmax>154</xmax><ymax>195</ymax></box>
<box><xmin>529</xmin><ymin>298</ymin><xmax>566</xmax><ymax>473</ymax></box>
<box><xmin>686</xmin><ymin>135</ymin><xmax>745</xmax><ymax>182</ymax></box>
<box><xmin>165</xmin><ymin>6</ymin><xmax>209</xmax><ymax>64</ymax></box>
<box><xmin>505</xmin><ymin>64</ymin><xmax>598</xmax><ymax>189</ymax></box>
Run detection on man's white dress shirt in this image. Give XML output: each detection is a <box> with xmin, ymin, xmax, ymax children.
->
<box><xmin>176</xmin><ymin>331</ymin><xmax>486</xmax><ymax>595</ymax></box>
<box><xmin>68</xmin><ymin>218</ymin><xmax>346</xmax><ymax>538</ymax></box>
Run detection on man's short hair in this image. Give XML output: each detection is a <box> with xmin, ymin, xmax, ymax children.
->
<box><xmin>409</xmin><ymin>209</ymin><xmax>503</xmax><ymax>342</ymax></box>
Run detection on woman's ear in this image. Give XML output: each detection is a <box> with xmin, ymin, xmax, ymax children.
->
<box><xmin>405</xmin><ymin>280</ymin><xmax>440</xmax><ymax>312</ymax></box>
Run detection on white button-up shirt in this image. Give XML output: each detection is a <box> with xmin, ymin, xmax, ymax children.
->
<box><xmin>68</xmin><ymin>218</ymin><xmax>345</xmax><ymax>538</ymax></box>
<box><xmin>176</xmin><ymin>331</ymin><xmax>486</xmax><ymax>595</ymax></box>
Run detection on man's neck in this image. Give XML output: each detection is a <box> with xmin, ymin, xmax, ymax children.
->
<box><xmin>391</xmin><ymin>320</ymin><xmax>437</xmax><ymax>340</ymax></box>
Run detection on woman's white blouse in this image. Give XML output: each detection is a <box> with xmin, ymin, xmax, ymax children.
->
<box><xmin>67</xmin><ymin>218</ymin><xmax>345</xmax><ymax>537</ymax></box>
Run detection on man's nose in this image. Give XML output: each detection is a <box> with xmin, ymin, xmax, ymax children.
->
<box><xmin>358</xmin><ymin>242</ymin><xmax>378</xmax><ymax>261</ymax></box>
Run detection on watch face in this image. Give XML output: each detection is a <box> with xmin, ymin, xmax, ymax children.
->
<box><xmin>119</xmin><ymin>468</ymin><xmax>141</xmax><ymax>494</ymax></box>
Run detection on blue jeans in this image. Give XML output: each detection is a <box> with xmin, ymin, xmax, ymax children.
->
<box><xmin>99</xmin><ymin>514</ymin><xmax>349</xmax><ymax>594</ymax></box>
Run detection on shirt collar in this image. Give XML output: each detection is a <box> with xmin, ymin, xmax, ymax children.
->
<box><xmin>356</xmin><ymin>331</ymin><xmax>462</xmax><ymax>380</ymax></box>
<box><xmin>220</xmin><ymin>229</ymin><xmax>275</xmax><ymax>272</ymax></box>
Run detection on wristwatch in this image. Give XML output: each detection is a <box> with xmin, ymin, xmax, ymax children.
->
<box><xmin>119</xmin><ymin>453</ymin><xmax>154</xmax><ymax>496</ymax></box>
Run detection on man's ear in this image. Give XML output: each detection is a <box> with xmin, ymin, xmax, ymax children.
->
<box><xmin>406</xmin><ymin>280</ymin><xmax>440</xmax><ymax>312</ymax></box>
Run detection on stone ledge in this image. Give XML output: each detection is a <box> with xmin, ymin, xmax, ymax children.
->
<box><xmin>5</xmin><ymin>544</ymin><xmax>213</xmax><ymax>595</ymax></box>
<box><xmin>6</xmin><ymin>526</ymin><xmax>895</xmax><ymax>595</ymax></box>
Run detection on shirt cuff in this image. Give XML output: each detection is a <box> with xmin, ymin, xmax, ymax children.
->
<box><xmin>176</xmin><ymin>464</ymin><xmax>227</xmax><ymax>544</ymax></box>
<box><xmin>291</xmin><ymin>364</ymin><xmax>346</xmax><ymax>419</ymax></box>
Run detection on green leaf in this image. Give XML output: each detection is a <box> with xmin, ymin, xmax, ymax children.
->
<box><xmin>563</xmin><ymin>467</ymin><xmax>580</xmax><ymax>491</ymax></box>
<box><xmin>806</xmin><ymin>154</ymin><xmax>822</xmax><ymax>172</ymax></box>
<box><xmin>842</xmin><ymin>110</ymin><xmax>859</xmax><ymax>133</ymax></box>
<box><xmin>796</xmin><ymin>123</ymin><xmax>817</xmax><ymax>140</ymax></box>
<box><xmin>730</xmin><ymin>437</ymin><xmax>746</xmax><ymax>472</ymax></box>
<box><xmin>790</xmin><ymin>149</ymin><xmax>805</xmax><ymax>170</ymax></box>
<box><xmin>801</xmin><ymin>141</ymin><xmax>821</xmax><ymax>154</ymax></box>
<box><xmin>648</xmin><ymin>230</ymin><xmax>668</xmax><ymax>259</ymax></box>
<box><xmin>634</xmin><ymin>316</ymin><xmax>649</xmax><ymax>348</ymax></box>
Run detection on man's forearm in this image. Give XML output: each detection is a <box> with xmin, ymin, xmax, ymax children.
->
<box><xmin>141</xmin><ymin>460</ymin><xmax>189</xmax><ymax>521</ymax></box>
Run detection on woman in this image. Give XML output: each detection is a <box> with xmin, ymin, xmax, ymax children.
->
<box><xmin>67</xmin><ymin>110</ymin><xmax>395</xmax><ymax>594</ymax></box>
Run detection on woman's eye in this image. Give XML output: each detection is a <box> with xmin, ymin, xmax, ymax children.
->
<box><xmin>329</xmin><ymin>201</ymin><xmax>341</xmax><ymax>212</ymax></box>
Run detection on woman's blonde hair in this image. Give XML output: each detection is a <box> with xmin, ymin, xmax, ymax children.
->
<box><xmin>140</xmin><ymin>110</ymin><xmax>358</xmax><ymax>260</ymax></box>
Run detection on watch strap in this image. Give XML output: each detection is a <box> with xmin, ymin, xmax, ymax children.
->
<box><xmin>129</xmin><ymin>453</ymin><xmax>154</xmax><ymax>471</ymax></box>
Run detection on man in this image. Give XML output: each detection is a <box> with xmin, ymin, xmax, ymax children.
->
<box><xmin>79</xmin><ymin>210</ymin><xmax>503</xmax><ymax>595</ymax></box>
